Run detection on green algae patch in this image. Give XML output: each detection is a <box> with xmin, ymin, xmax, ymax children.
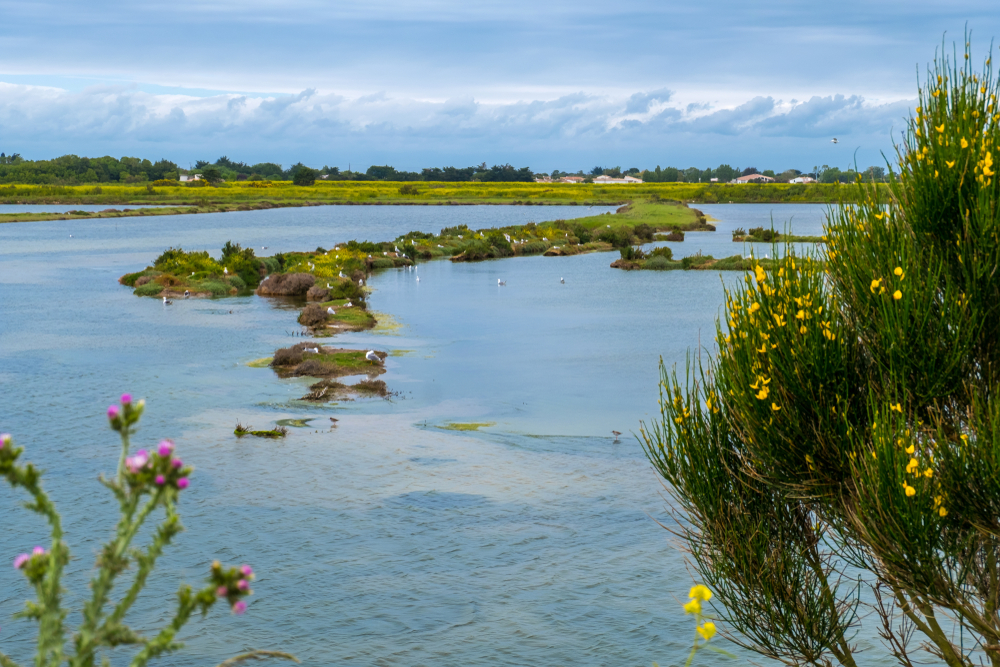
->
<box><xmin>389</xmin><ymin>349</ymin><xmax>415</xmax><ymax>357</ymax></box>
<box><xmin>437</xmin><ymin>422</ymin><xmax>496</xmax><ymax>432</ymax></box>
<box><xmin>246</xmin><ymin>357</ymin><xmax>273</xmax><ymax>368</ymax></box>
<box><xmin>372</xmin><ymin>312</ymin><xmax>404</xmax><ymax>335</ymax></box>
<box><xmin>275</xmin><ymin>418</ymin><xmax>315</xmax><ymax>428</ymax></box>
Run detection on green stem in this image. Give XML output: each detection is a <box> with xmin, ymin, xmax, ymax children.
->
<box><xmin>116</xmin><ymin>430</ymin><xmax>130</xmax><ymax>486</ymax></box>
<box><xmin>104</xmin><ymin>506</ymin><xmax>180</xmax><ymax>629</ymax></box>
<box><xmin>72</xmin><ymin>491</ymin><xmax>162</xmax><ymax>667</ymax></box>
<box><xmin>128</xmin><ymin>586</ymin><xmax>212</xmax><ymax>667</ymax></box>
<box><xmin>0</xmin><ymin>651</ymin><xmax>25</xmax><ymax>667</ymax></box>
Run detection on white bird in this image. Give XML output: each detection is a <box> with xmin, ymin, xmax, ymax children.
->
<box><xmin>162</xmin><ymin>296</ymin><xmax>172</xmax><ymax>305</ymax></box>
<box><xmin>307</xmin><ymin>347</ymin><xmax>319</xmax><ymax>353</ymax></box>
<box><xmin>359</xmin><ymin>279</ymin><xmax>364</xmax><ymax>286</ymax></box>
<box><xmin>831</xmin><ymin>138</ymin><xmax>839</xmax><ymax>144</ymax></box>
<box><xmin>224</xmin><ymin>267</ymin><xmax>228</xmax><ymax>275</ymax></box>
<box><xmin>543</xmin><ymin>237</ymin><xmax>548</xmax><ymax>241</ymax></box>
<box><xmin>346</xmin><ymin>301</ymin><xmax>353</xmax><ymax>307</ymax></box>
<box><xmin>327</xmin><ymin>307</ymin><xmax>336</xmax><ymax>315</ymax></box>
<box><xmin>339</xmin><ymin>271</ymin><xmax>345</xmax><ymax>278</ymax></box>
<box><xmin>498</xmin><ymin>279</ymin><xmax>506</xmax><ymax>286</ymax></box>
<box><xmin>184</xmin><ymin>290</ymin><xmax>190</xmax><ymax>298</ymax></box>
<box><xmin>504</xmin><ymin>233</ymin><xmax>511</xmax><ymax>242</ymax></box>
<box><xmin>69</xmin><ymin>234</ymin><xmax>72</xmax><ymax>238</ymax></box>
<box><xmin>560</xmin><ymin>277</ymin><xmax>565</xmax><ymax>284</ymax></box>
<box><xmin>365</xmin><ymin>350</ymin><xmax>380</xmax><ymax>364</ymax></box>
<box><xmin>416</xmin><ymin>276</ymin><xmax>420</xmax><ymax>282</ymax></box>
<box><xmin>190</xmin><ymin>272</ymin><xmax>195</xmax><ymax>276</ymax></box>
<box><xmin>327</xmin><ymin>283</ymin><xmax>332</xmax><ymax>288</ymax></box>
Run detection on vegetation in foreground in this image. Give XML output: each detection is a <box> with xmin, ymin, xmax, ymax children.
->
<box><xmin>643</xmin><ymin>41</ymin><xmax>1000</xmax><ymax>667</ymax></box>
<box><xmin>0</xmin><ymin>396</ymin><xmax>295</xmax><ymax>667</ymax></box>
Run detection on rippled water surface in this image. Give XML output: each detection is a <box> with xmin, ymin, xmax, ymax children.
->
<box><xmin>1</xmin><ymin>203</ymin><xmax>847</xmax><ymax>666</ymax></box>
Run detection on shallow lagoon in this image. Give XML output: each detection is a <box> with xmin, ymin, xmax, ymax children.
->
<box><xmin>0</xmin><ymin>203</ymin><xmax>846</xmax><ymax>666</ymax></box>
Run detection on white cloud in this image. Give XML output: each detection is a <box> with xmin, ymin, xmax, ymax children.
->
<box><xmin>0</xmin><ymin>82</ymin><xmax>911</xmax><ymax>170</ymax></box>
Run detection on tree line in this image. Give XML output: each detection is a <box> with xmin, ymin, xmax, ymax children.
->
<box><xmin>0</xmin><ymin>152</ymin><xmax>890</xmax><ymax>185</ymax></box>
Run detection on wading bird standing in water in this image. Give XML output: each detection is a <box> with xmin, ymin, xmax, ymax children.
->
<box><xmin>612</xmin><ymin>430</ymin><xmax>621</xmax><ymax>442</ymax></box>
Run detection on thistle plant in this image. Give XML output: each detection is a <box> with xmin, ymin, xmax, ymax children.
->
<box><xmin>1</xmin><ymin>395</ymin><xmax>296</xmax><ymax>667</ymax></box>
<box><xmin>643</xmin><ymin>38</ymin><xmax>1000</xmax><ymax>667</ymax></box>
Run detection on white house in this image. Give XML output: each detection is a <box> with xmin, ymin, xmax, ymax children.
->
<box><xmin>789</xmin><ymin>176</ymin><xmax>817</xmax><ymax>184</ymax></box>
<box><xmin>179</xmin><ymin>174</ymin><xmax>201</xmax><ymax>182</ymax></box>
<box><xmin>593</xmin><ymin>175</ymin><xmax>644</xmax><ymax>184</ymax></box>
<box><xmin>560</xmin><ymin>176</ymin><xmax>585</xmax><ymax>183</ymax></box>
<box><xmin>732</xmin><ymin>174</ymin><xmax>775</xmax><ymax>184</ymax></box>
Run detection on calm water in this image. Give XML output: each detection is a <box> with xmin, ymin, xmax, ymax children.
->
<box><xmin>1</xmin><ymin>203</ymin><xmax>857</xmax><ymax>666</ymax></box>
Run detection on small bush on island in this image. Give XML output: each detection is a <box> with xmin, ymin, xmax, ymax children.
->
<box><xmin>0</xmin><ymin>396</ymin><xmax>294</xmax><ymax>667</ymax></box>
<box><xmin>643</xmin><ymin>42</ymin><xmax>1000</xmax><ymax>667</ymax></box>
<box><xmin>648</xmin><ymin>246</ymin><xmax>674</xmax><ymax>260</ymax></box>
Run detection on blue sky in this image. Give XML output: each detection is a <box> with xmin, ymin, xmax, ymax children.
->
<box><xmin>1</xmin><ymin>0</ymin><xmax>998</xmax><ymax>173</ymax></box>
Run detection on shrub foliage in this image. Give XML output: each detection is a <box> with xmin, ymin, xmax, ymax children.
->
<box><xmin>643</xmin><ymin>41</ymin><xmax>1000</xmax><ymax>667</ymax></box>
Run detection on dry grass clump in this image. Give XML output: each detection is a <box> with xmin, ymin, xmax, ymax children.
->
<box><xmin>306</xmin><ymin>285</ymin><xmax>330</xmax><ymax>301</ymax></box>
<box><xmin>271</xmin><ymin>347</ymin><xmax>304</xmax><ymax>367</ymax></box>
<box><xmin>298</xmin><ymin>303</ymin><xmax>329</xmax><ymax>327</ymax></box>
<box><xmin>256</xmin><ymin>273</ymin><xmax>314</xmax><ymax>296</ymax></box>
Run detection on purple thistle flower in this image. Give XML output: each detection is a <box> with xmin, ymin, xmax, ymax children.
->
<box><xmin>155</xmin><ymin>475</ymin><xmax>165</xmax><ymax>486</ymax></box>
<box><xmin>107</xmin><ymin>405</ymin><xmax>120</xmax><ymax>419</ymax></box>
<box><xmin>240</xmin><ymin>564</ymin><xmax>253</xmax><ymax>577</ymax></box>
<box><xmin>157</xmin><ymin>440</ymin><xmax>174</xmax><ymax>457</ymax></box>
<box><xmin>177</xmin><ymin>478</ymin><xmax>189</xmax><ymax>490</ymax></box>
<box><xmin>233</xmin><ymin>600</ymin><xmax>247</xmax><ymax>615</ymax></box>
<box><xmin>121</xmin><ymin>393</ymin><xmax>132</xmax><ymax>404</ymax></box>
<box><xmin>13</xmin><ymin>554</ymin><xmax>28</xmax><ymax>569</ymax></box>
<box><xmin>237</xmin><ymin>579</ymin><xmax>249</xmax><ymax>591</ymax></box>
<box><xmin>172</xmin><ymin>458</ymin><xmax>183</xmax><ymax>468</ymax></box>
<box><xmin>32</xmin><ymin>546</ymin><xmax>45</xmax><ymax>556</ymax></box>
<box><xmin>216</xmin><ymin>586</ymin><xmax>228</xmax><ymax>597</ymax></box>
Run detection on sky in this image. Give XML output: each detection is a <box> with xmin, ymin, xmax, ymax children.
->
<box><xmin>1</xmin><ymin>0</ymin><xmax>999</xmax><ymax>173</ymax></box>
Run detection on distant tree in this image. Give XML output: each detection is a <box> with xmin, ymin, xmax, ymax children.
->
<box><xmin>864</xmin><ymin>165</ymin><xmax>887</xmax><ymax>182</ymax></box>
<box><xmin>661</xmin><ymin>167</ymin><xmax>681</xmax><ymax>182</ymax></box>
<box><xmin>626</xmin><ymin>167</ymin><xmax>640</xmax><ymax>175</ymax></box>
<box><xmin>590</xmin><ymin>166</ymin><xmax>604</xmax><ymax>176</ymax></box>
<box><xmin>715</xmin><ymin>164</ymin><xmax>739</xmax><ymax>182</ymax></box>
<box><xmin>741</xmin><ymin>166</ymin><xmax>760</xmax><ymax>176</ymax></box>
<box><xmin>200</xmin><ymin>167</ymin><xmax>222</xmax><ymax>184</ymax></box>
<box><xmin>762</xmin><ymin>169</ymin><xmax>776</xmax><ymax>178</ymax></box>
<box><xmin>292</xmin><ymin>166</ymin><xmax>318</xmax><ymax>186</ymax></box>
<box><xmin>366</xmin><ymin>165</ymin><xmax>397</xmax><ymax>180</ymax></box>
<box><xmin>194</xmin><ymin>160</ymin><xmax>210</xmax><ymax>169</ymax></box>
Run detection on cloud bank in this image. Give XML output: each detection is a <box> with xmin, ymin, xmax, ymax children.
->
<box><xmin>0</xmin><ymin>83</ymin><xmax>913</xmax><ymax>171</ymax></box>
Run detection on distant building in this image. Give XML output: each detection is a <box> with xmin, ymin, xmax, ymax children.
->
<box><xmin>560</xmin><ymin>176</ymin><xmax>586</xmax><ymax>183</ymax></box>
<box><xmin>789</xmin><ymin>176</ymin><xmax>816</xmax><ymax>184</ymax></box>
<box><xmin>710</xmin><ymin>177</ymin><xmax>719</xmax><ymax>182</ymax></box>
<box><xmin>179</xmin><ymin>174</ymin><xmax>201</xmax><ymax>182</ymax></box>
<box><xmin>593</xmin><ymin>175</ymin><xmax>643</xmax><ymax>184</ymax></box>
<box><xmin>732</xmin><ymin>174</ymin><xmax>775</xmax><ymax>184</ymax></box>
<box><xmin>534</xmin><ymin>176</ymin><xmax>553</xmax><ymax>183</ymax></box>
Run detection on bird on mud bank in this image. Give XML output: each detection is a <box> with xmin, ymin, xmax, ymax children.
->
<box><xmin>365</xmin><ymin>350</ymin><xmax>381</xmax><ymax>365</ymax></box>
<box><xmin>612</xmin><ymin>430</ymin><xmax>621</xmax><ymax>442</ymax></box>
